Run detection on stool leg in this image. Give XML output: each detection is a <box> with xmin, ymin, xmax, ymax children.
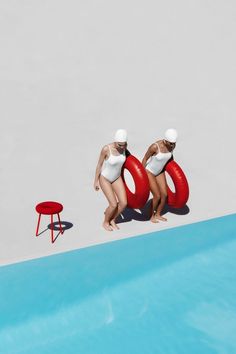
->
<box><xmin>51</xmin><ymin>214</ymin><xmax>54</xmax><ymax>243</ymax></box>
<box><xmin>36</xmin><ymin>214</ymin><xmax>41</xmax><ymax>236</ymax></box>
<box><xmin>57</xmin><ymin>213</ymin><xmax>64</xmax><ymax>235</ymax></box>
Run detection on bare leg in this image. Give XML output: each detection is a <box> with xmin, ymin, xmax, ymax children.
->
<box><xmin>155</xmin><ymin>172</ymin><xmax>168</xmax><ymax>221</ymax></box>
<box><xmin>110</xmin><ymin>176</ymin><xmax>127</xmax><ymax>229</ymax></box>
<box><xmin>146</xmin><ymin>170</ymin><xmax>161</xmax><ymax>223</ymax></box>
<box><xmin>99</xmin><ymin>175</ymin><xmax>118</xmax><ymax>231</ymax></box>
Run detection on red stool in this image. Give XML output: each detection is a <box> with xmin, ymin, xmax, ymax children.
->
<box><xmin>35</xmin><ymin>201</ymin><xmax>64</xmax><ymax>243</ymax></box>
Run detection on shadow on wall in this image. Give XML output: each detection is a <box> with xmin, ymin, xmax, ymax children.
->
<box><xmin>117</xmin><ymin>199</ymin><xmax>190</xmax><ymax>224</ymax></box>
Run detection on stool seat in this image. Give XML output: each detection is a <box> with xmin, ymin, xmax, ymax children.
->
<box><xmin>36</xmin><ymin>201</ymin><xmax>63</xmax><ymax>215</ymax></box>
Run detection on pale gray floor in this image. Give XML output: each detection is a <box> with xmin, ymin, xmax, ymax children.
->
<box><xmin>1</xmin><ymin>1</ymin><xmax>236</xmax><ymax>265</ymax></box>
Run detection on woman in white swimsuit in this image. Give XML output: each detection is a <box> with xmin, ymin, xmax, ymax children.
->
<box><xmin>142</xmin><ymin>128</ymin><xmax>178</xmax><ymax>223</ymax></box>
<box><xmin>94</xmin><ymin>129</ymin><xmax>129</xmax><ymax>231</ymax></box>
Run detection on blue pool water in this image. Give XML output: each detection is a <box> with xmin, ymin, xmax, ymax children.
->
<box><xmin>1</xmin><ymin>214</ymin><xmax>236</xmax><ymax>354</ymax></box>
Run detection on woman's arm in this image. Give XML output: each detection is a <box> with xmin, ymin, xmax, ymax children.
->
<box><xmin>94</xmin><ymin>146</ymin><xmax>108</xmax><ymax>190</ymax></box>
<box><xmin>142</xmin><ymin>144</ymin><xmax>156</xmax><ymax>167</ymax></box>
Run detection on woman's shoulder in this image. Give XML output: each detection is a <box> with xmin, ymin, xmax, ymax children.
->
<box><xmin>156</xmin><ymin>139</ymin><xmax>163</xmax><ymax>145</ymax></box>
<box><xmin>150</xmin><ymin>141</ymin><xmax>159</xmax><ymax>151</ymax></box>
<box><xmin>157</xmin><ymin>139</ymin><xmax>167</xmax><ymax>151</ymax></box>
<box><xmin>101</xmin><ymin>144</ymin><xmax>111</xmax><ymax>154</ymax></box>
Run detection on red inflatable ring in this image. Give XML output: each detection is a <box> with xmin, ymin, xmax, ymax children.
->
<box><xmin>122</xmin><ymin>155</ymin><xmax>150</xmax><ymax>209</ymax></box>
<box><xmin>164</xmin><ymin>160</ymin><xmax>189</xmax><ymax>208</ymax></box>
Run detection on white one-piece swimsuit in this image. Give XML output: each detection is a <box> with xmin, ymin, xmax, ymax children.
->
<box><xmin>101</xmin><ymin>144</ymin><xmax>126</xmax><ymax>183</ymax></box>
<box><xmin>145</xmin><ymin>142</ymin><xmax>172</xmax><ymax>176</ymax></box>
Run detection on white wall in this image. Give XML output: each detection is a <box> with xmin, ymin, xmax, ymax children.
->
<box><xmin>1</xmin><ymin>0</ymin><xmax>236</xmax><ymax>265</ymax></box>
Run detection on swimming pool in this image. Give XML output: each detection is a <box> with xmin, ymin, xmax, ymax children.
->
<box><xmin>1</xmin><ymin>214</ymin><xmax>236</xmax><ymax>354</ymax></box>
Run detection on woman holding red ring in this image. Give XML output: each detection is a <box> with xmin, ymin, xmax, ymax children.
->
<box><xmin>142</xmin><ymin>128</ymin><xmax>178</xmax><ymax>223</ymax></box>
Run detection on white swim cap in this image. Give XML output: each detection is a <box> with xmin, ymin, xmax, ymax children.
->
<box><xmin>114</xmin><ymin>129</ymin><xmax>128</xmax><ymax>142</ymax></box>
<box><xmin>164</xmin><ymin>128</ymin><xmax>178</xmax><ymax>143</ymax></box>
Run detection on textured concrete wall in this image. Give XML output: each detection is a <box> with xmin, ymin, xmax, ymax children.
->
<box><xmin>1</xmin><ymin>0</ymin><xmax>236</xmax><ymax>264</ymax></box>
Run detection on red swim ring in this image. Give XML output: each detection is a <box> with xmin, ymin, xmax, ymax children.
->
<box><xmin>122</xmin><ymin>155</ymin><xmax>150</xmax><ymax>209</ymax></box>
<box><xmin>164</xmin><ymin>160</ymin><xmax>189</xmax><ymax>208</ymax></box>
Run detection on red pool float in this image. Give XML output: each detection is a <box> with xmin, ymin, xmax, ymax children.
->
<box><xmin>122</xmin><ymin>155</ymin><xmax>150</xmax><ymax>209</ymax></box>
<box><xmin>164</xmin><ymin>160</ymin><xmax>189</xmax><ymax>208</ymax></box>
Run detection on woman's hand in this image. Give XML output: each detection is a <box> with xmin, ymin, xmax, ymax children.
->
<box><xmin>94</xmin><ymin>180</ymin><xmax>100</xmax><ymax>191</ymax></box>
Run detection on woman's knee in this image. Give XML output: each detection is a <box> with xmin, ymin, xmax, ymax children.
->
<box><xmin>119</xmin><ymin>200</ymin><xmax>127</xmax><ymax>210</ymax></box>
<box><xmin>160</xmin><ymin>191</ymin><xmax>168</xmax><ymax>200</ymax></box>
<box><xmin>109</xmin><ymin>201</ymin><xmax>118</xmax><ymax>210</ymax></box>
<box><xmin>153</xmin><ymin>193</ymin><xmax>161</xmax><ymax>203</ymax></box>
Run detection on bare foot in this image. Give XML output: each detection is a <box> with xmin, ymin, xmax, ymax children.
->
<box><xmin>155</xmin><ymin>215</ymin><xmax>167</xmax><ymax>221</ymax></box>
<box><xmin>150</xmin><ymin>215</ymin><xmax>159</xmax><ymax>223</ymax></box>
<box><xmin>110</xmin><ymin>220</ymin><xmax>120</xmax><ymax>230</ymax></box>
<box><xmin>103</xmin><ymin>222</ymin><xmax>113</xmax><ymax>231</ymax></box>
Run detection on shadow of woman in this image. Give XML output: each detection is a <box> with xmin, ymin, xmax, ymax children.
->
<box><xmin>116</xmin><ymin>199</ymin><xmax>190</xmax><ymax>224</ymax></box>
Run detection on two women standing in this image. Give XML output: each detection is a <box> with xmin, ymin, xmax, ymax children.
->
<box><xmin>94</xmin><ymin>128</ymin><xmax>177</xmax><ymax>231</ymax></box>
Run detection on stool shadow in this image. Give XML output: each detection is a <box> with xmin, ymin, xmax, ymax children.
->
<box><xmin>36</xmin><ymin>228</ymin><xmax>50</xmax><ymax>237</ymax></box>
<box><xmin>47</xmin><ymin>221</ymin><xmax>74</xmax><ymax>243</ymax></box>
<box><xmin>37</xmin><ymin>222</ymin><xmax>73</xmax><ymax>237</ymax></box>
<box><xmin>48</xmin><ymin>221</ymin><xmax>73</xmax><ymax>231</ymax></box>
<box><xmin>116</xmin><ymin>199</ymin><xmax>190</xmax><ymax>224</ymax></box>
